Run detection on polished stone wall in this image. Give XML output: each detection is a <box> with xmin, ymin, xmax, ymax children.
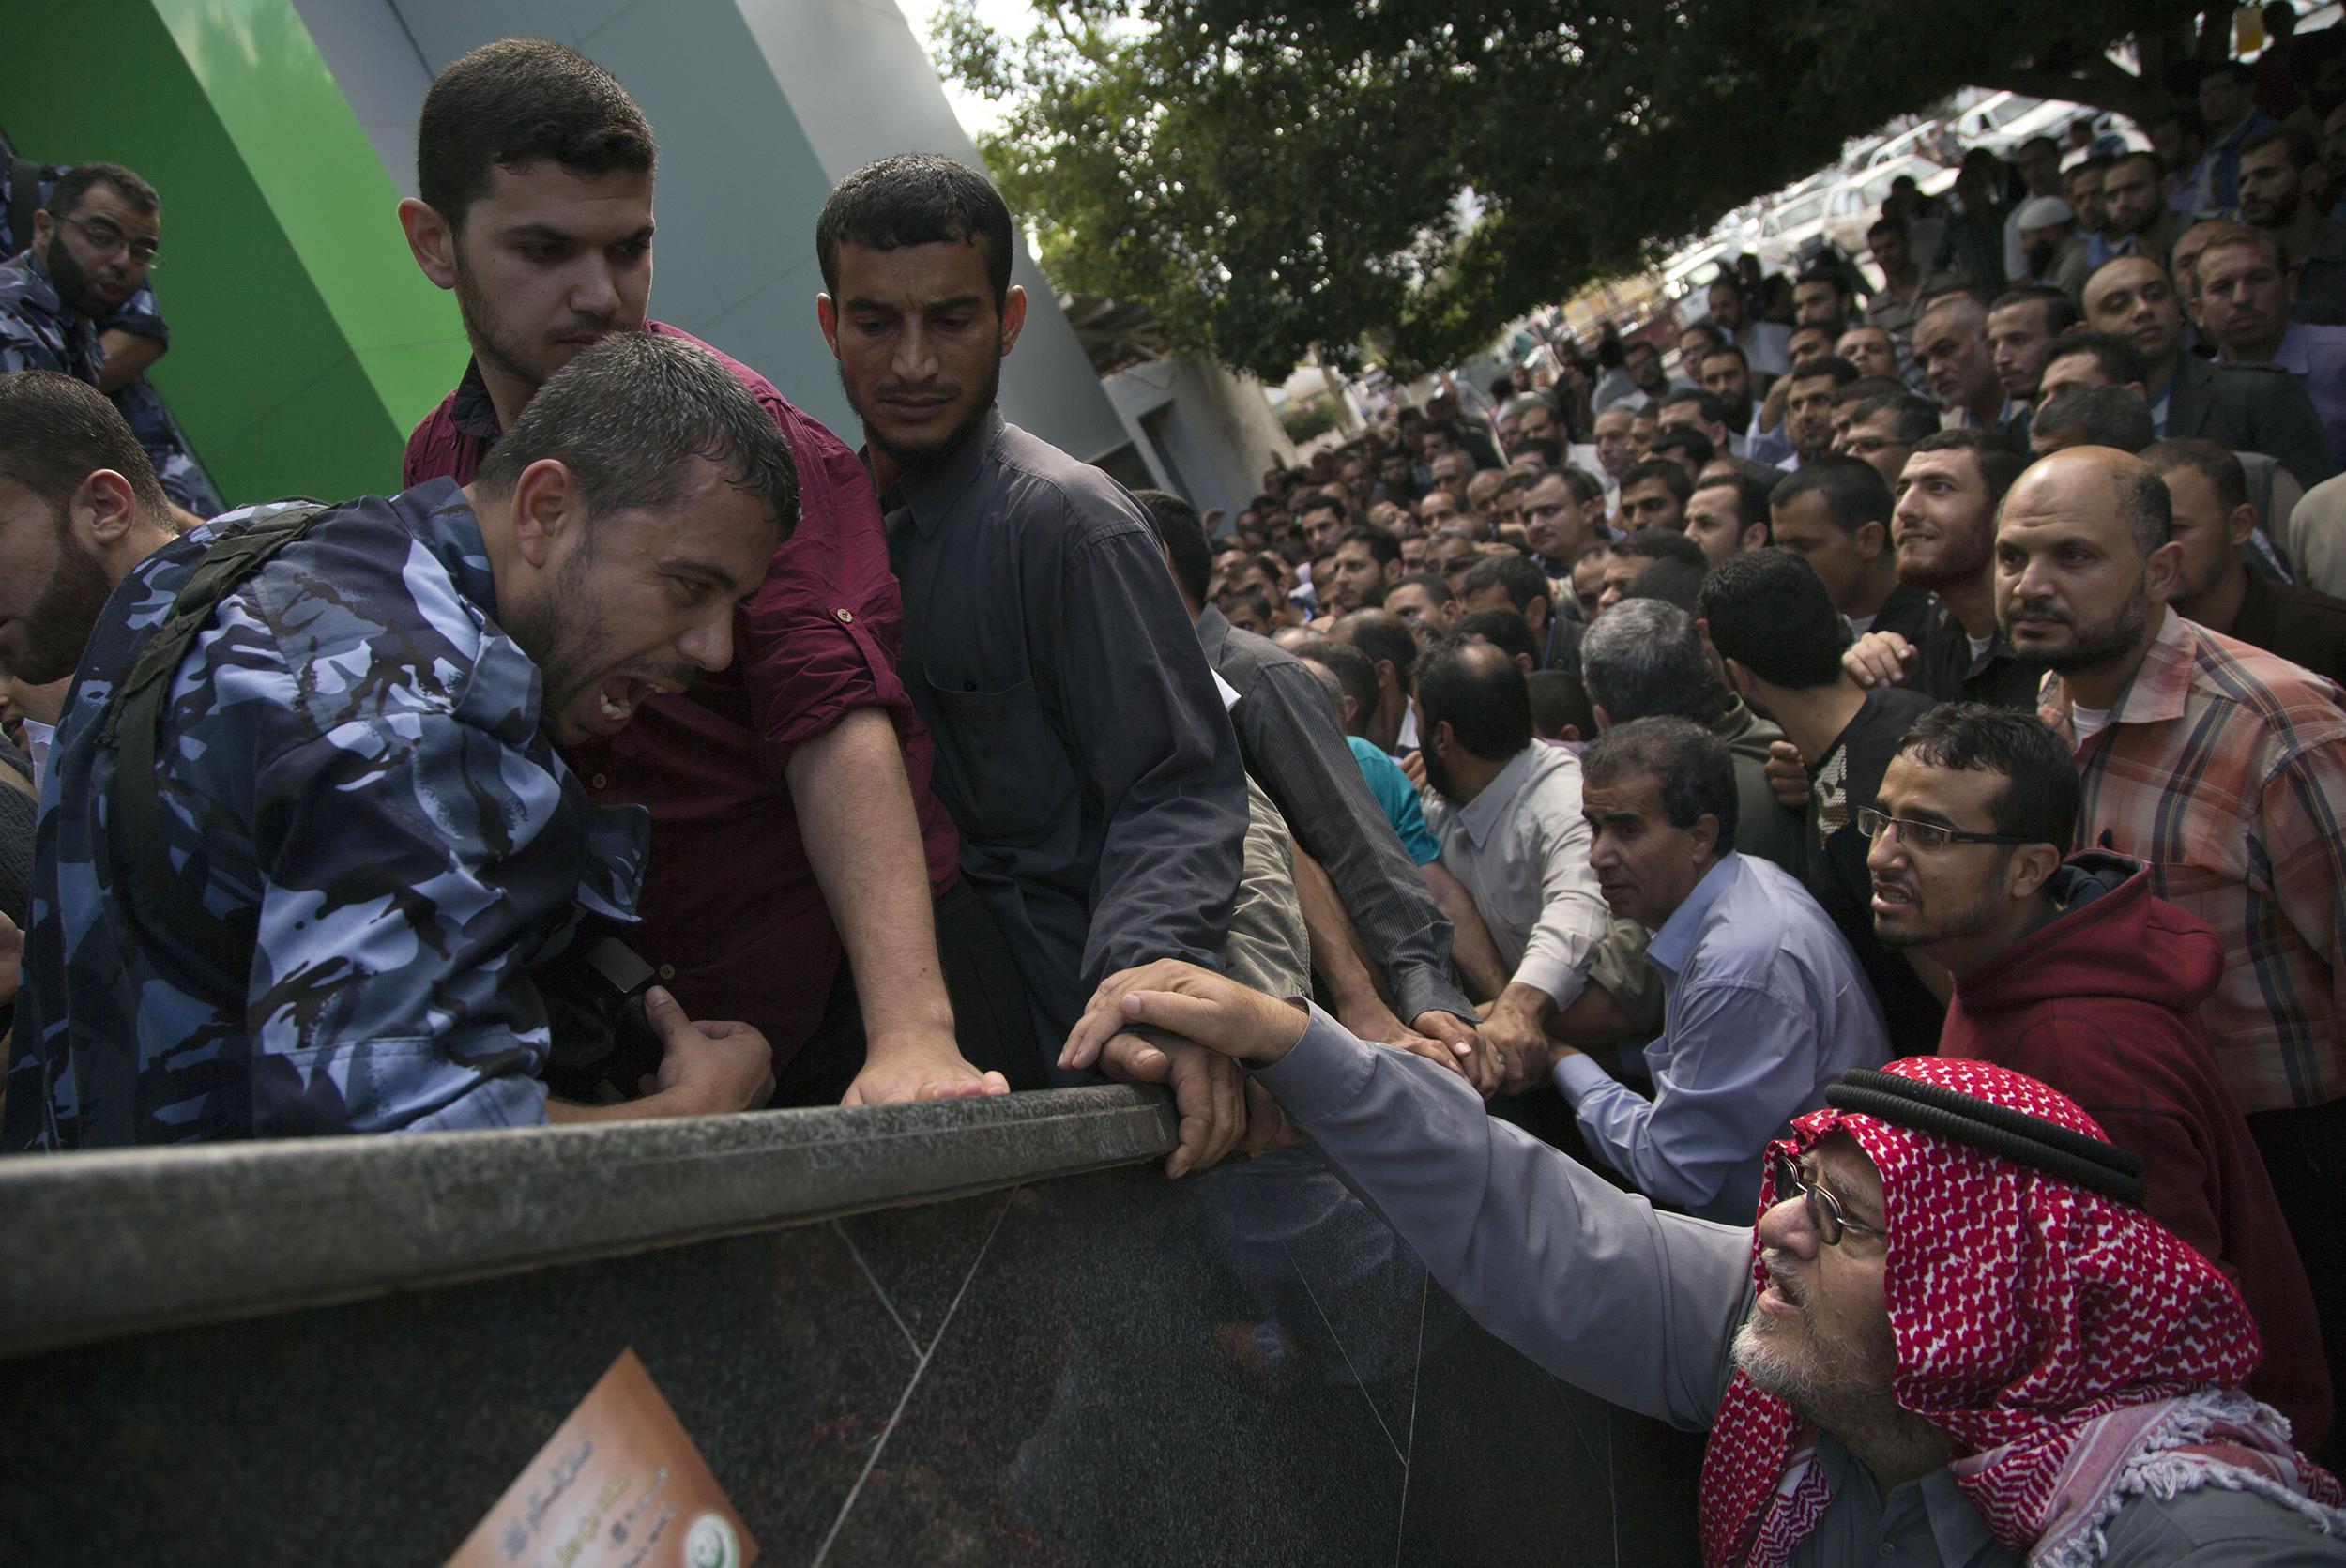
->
<box><xmin>2</xmin><ymin>1144</ymin><xmax>1704</xmax><ymax>1565</ymax></box>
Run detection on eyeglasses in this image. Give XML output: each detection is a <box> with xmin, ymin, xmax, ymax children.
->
<box><xmin>1769</xmin><ymin>1149</ymin><xmax>1887</xmax><ymax>1247</ymax></box>
<box><xmin>59</xmin><ymin>215</ymin><xmax>161</xmax><ymax>268</ymax></box>
<box><xmin>1856</xmin><ymin>806</ymin><xmax>2038</xmax><ymax>853</ymax></box>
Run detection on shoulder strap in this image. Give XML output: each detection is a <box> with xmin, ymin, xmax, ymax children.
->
<box><xmin>7</xmin><ymin>156</ymin><xmax>38</xmax><ymax>260</ymax></box>
<box><xmin>100</xmin><ymin>503</ymin><xmax>332</xmax><ymax>990</ymax></box>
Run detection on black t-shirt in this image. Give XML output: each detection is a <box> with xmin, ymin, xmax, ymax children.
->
<box><xmin>1806</xmin><ymin>685</ymin><xmax>1945</xmax><ymax>1055</ymax></box>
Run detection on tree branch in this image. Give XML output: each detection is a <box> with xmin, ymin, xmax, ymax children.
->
<box><xmin>1968</xmin><ymin>58</ymin><xmax>2160</xmax><ymax>122</ymax></box>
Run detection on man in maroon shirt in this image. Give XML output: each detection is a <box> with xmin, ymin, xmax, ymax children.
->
<box><xmin>1866</xmin><ymin>703</ymin><xmax>2333</xmax><ymax>1449</ymax></box>
<box><xmin>395</xmin><ymin>39</ymin><xmax>1012</xmax><ymax>1103</ymax></box>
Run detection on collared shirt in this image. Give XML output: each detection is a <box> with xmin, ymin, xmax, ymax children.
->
<box><xmin>401</xmin><ymin>327</ymin><xmax>960</xmax><ymax>1063</ymax></box>
<box><xmin>1196</xmin><ymin>602</ymin><xmax>1470</xmax><ymax>1024</ymax></box>
<box><xmin>2232</xmin><ymin>320</ymin><xmax>2346</xmax><ymax>468</ymax></box>
<box><xmin>1422</xmin><ymin>744</ymin><xmax>1607</xmax><ymax>1012</ymax></box>
<box><xmin>2040</xmin><ymin>608</ymin><xmax>2346</xmax><ymax>1112</ymax></box>
<box><xmin>3</xmin><ymin>482</ymin><xmax>644</xmax><ymax>1149</ymax></box>
<box><xmin>1555</xmin><ymin>852</ymin><xmax>1892</xmax><ymax>1220</ymax></box>
<box><xmin>886</xmin><ymin>408</ymin><xmax>1246</xmax><ymax>1046</ymax></box>
<box><xmin>1909</xmin><ymin>600</ymin><xmax>2049</xmax><ymax>711</ymax></box>
<box><xmin>1254</xmin><ymin>1006</ymin><xmax>2338</xmax><ymax>1566</ymax></box>
<box><xmin>0</xmin><ymin>252</ymin><xmax>216</xmax><ymax>512</ymax></box>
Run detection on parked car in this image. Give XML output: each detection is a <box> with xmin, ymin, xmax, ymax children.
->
<box><xmin>1820</xmin><ymin>156</ymin><xmax>1959</xmax><ymax>255</ymax></box>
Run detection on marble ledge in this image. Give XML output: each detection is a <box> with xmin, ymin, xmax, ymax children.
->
<box><xmin>0</xmin><ymin>1083</ymin><xmax>1180</xmax><ymax>1359</ymax></box>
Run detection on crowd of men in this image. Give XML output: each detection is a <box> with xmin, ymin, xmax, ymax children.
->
<box><xmin>3</xmin><ymin>24</ymin><xmax>2346</xmax><ymax>1566</ymax></box>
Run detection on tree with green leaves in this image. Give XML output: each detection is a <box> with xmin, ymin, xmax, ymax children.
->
<box><xmin>932</xmin><ymin>0</ymin><xmax>2215</xmax><ymax>380</ymax></box>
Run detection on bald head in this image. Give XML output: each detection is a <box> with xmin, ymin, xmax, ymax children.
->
<box><xmin>2003</xmin><ymin>447</ymin><xmax>2173</xmax><ymax>560</ymax></box>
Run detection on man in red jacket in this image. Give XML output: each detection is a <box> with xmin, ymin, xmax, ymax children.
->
<box><xmin>1866</xmin><ymin>701</ymin><xmax>2333</xmax><ymax>1453</ymax></box>
<box><xmin>393</xmin><ymin>38</ymin><xmax>1010</xmax><ymax>1103</ymax></box>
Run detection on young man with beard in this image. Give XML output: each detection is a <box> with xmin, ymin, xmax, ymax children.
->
<box><xmin>2147</xmin><ymin>438</ymin><xmax>2346</xmax><ymax>686</ymax></box>
<box><xmin>816</xmin><ymin>152</ymin><xmax>1255</xmax><ymax>1169</ymax></box>
<box><xmin>1866</xmin><ymin>702</ymin><xmax>2333</xmax><ymax>1447</ymax></box>
<box><xmin>2239</xmin><ymin>122</ymin><xmax>2346</xmax><ymax>309</ymax></box>
<box><xmin>2198</xmin><ymin>223</ymin><xmax>2346</xmax><ymax>466</ymax></box>
<box><xmin>396</xmin><ymin>42</ymin><xmax>1006</xmax><ymax>1107</ymax></box>
<box><xmin>5</xmin><ymin>335</ymin><xmax>788</xmax><ymax>1148</ymax></box>
<box><xmin>2006</xmin><ymin>447</ymin><xmax>2346</xmax><ymax>1366</ymax></box>
<box><xmin>1843</xmin><ymin>431</ymin><xmax>2045</xmax><ymax>711</ymax></box>
<box><xmin>1767</xmin><ymin>459</ymin><xmax>1934</xmax><ymax>647</ymax></box>
<box><xmin>1069</xmin><ymin>953</ymin><xmax>2346</xmax><ymax>1560</ymax></box>
<box><xmin>0</xmin><ymin>162</ymin><xmax>213</xmax><ymax>521</ymax></box>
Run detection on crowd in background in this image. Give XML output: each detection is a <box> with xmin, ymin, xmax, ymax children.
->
<box><xmin>3</xmin><ymin>18</ymin><xmax>2346</xmax><ymax>1563</ymax></box>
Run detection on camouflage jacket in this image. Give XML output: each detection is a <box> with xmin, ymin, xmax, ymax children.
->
<box><xmin>2</xmin><ymin>480</ymin><xmax>647</xmax><ymax>1149</ymax></box>
<box><xmin>0</xmin><ymin>251</ymin><xmax>219</xmax><ymax>514</ymax></box>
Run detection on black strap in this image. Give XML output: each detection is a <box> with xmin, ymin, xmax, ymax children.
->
<box><xmin>99</xmin><ymin>503</ymin><xmax>331</xmax><ymax>991</ymax></box>
<box><xmin>7</xmin><ymin>155</ymin><xmax>38</xmax><ymax>260</ymax></box>
<box><xmin>1825</xmin><ymin>1067</ymin><xmax>2148</xmax><ymax>1206</ymax></box>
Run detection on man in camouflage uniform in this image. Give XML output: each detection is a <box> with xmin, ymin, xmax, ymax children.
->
<box><xmin>3</xmin><ymin>334</ymin><xmax>789</xmax><ymax>1149</ymax></box>
<box><xmin>0</xmin><ymin>160</ymin><xmax>219</xmax><ymax>517</ymax></box>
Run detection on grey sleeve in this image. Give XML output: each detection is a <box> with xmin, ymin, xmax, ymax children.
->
<box><xmin>1236</xmin><ymin>661</ymin><xmax>1472</xmax><ymax>1023</ymax></box>
<box><xmin>2099</xmin><ymin>1483</ymin><xmax>2346</xmax><ymax>1566</ymax></box>
<box><xmin>1222</xmin><ymin>779</ymin><xmax>1312</xmax><ymax>997</ymax></box>
<box><xmin>1254</xmin><ymin>1005</ymin><xmax>1752</xmax><ymax>1430</ymax></box>
<box><xmin>1056</xmin><ymin>521</ymin><xmax>1249</xmax><ymax>985</ymax></box>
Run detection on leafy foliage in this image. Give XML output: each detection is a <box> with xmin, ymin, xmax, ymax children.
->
<box><xmin>932</xmin><ymin>0</ymin><xmax>2202</xmax><ymax>380</ymax></box>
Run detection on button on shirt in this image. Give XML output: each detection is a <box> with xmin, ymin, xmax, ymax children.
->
<box><xmin>1422</xmin><ymin>744</ymin><xmax>1607</xmax><ymax>1009</ymax></box>
<box><xmin>1555</xmin><ymin>852</ymin><xmax>1893</xmax><ymax>1221</ymax></box>
<box><xmin>2041</xmin><ymin>607</ymin><xmax>2346</xmax><ymax>1113</ymax></box>
<box><xmin>402</xmin><ymin>326</ymin><xmax>961</xmax><ymax>1063</ymax></box>
<box><xmin>3</xmin><ymin>483</ymin><xmax>645</xmax><ymax>1148</ymax></box>
<box><xmin>886</xmin><ymin>408</ymin><xmax>1246</xmax><ymax>1047</ymax></box>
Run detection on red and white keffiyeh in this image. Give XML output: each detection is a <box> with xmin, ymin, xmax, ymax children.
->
<box><xmin>1696</xmin><ymin>1056</ymin><xmax>2344</xmax><ymax>1567</ymax></box>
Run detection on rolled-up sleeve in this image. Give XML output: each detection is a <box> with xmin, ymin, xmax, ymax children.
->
<box><xmin>741</xmin><ymin>402</ymin><xmax>918</xmax><ymax>760</ymax></box>
<box><xmin>1057</xmin><ymin>524</ymin><xmax>1247</xmax><ymax>984</ymax></box>
<box><xmin>1508</xmin><ymin>804</ymin><xmax>1607</xmax><ymax>1009</ymax></box>
<box><xmin>1557</xmin><ymin>978</ymin><xmax>1815</xmax><ymax>1216</ymax></box>
<box><xmin>1257</xmin><ymin>1005</ymin><xmax>1750</xmax><ymax>1429</ymax></box>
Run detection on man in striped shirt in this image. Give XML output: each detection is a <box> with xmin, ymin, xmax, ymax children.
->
<box><xmin>2003</xmin><ymin>444</ymin><xmax>2346</xmax><ymax>1425</ymax></box>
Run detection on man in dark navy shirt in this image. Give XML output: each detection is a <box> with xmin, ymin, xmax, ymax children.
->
<box><xmin>815</xmin><ymin>154</ymin><xmax>1254</xmax><ymax>1176</ymax></box>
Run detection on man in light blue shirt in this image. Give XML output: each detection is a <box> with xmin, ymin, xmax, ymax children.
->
<box><xmin>1558</xmin><ymin>717</ymin><xmax>1892</xmax><ymax>1223</ymax></box>
<box><xmin>2200</xmin><ymin>225</ymin><xmax>2346</xmax><ymax>467</ymax></box>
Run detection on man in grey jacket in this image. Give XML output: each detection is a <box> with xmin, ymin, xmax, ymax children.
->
<box><xmin>1063</xmin><ymin>972</ymin><xmax>2346</xmax><ymax>1565</ymax></box>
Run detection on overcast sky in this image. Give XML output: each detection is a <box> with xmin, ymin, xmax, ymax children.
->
<box><xmin>891</xmin><ymin>0</ymin><xmax>1035</xmax><ymax>141</ymax></box>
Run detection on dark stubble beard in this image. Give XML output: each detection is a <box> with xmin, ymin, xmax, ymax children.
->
<box><xmin>2030</xmin><ymin>579</ymin><xmax>2152</xmax><ymax>679</ymax></box>
<box><xmin>17</xmin><ymin>527</ymin><xmax>114</xmax><ymax>685</ymax></box>
<box><xmin>845</xmin><ymin>347</ymin><xmax>1004</xmax><ymax>480</ymax></box>
<box><xmin>41</xmin><ymin>235</ymin><xmax>112</xmax><ymax>323</ymax></box>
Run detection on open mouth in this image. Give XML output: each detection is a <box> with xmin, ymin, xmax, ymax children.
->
<box><xmin>587</xmin><ymin>672</ymin><xmax>683</xmax><ymax>731</ymax></box>
<box><xmin>1870</xmin><ymin>880</ymin><xmax>1915</xmax><ymax>915</ymax></box>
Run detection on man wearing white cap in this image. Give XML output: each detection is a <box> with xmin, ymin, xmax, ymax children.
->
<box><xmin>2016</xmin><ymin>195</ymin><xmax>2091</xmax><ymax>304</ymax></box>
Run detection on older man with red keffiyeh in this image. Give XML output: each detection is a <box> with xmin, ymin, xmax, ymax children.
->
<box><xmin>1067</xmin><ymin>964</ymin><xmax>2346</xmax><ymax>1565</ymax></box>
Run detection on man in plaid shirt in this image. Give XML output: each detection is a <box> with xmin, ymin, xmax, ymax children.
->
<box><xmin>2002</xmin><ymin>444</ymin><xmax>2346</xmax><ymax>1428</ymax></box>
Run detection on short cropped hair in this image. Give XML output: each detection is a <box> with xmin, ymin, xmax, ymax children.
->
<box><xmin>2142</xmin><ymin>436</ymin><xmax>2248</xmax><ymax>516</ymax></box>
<box><xmin>2044</xmin><ymin>331</ymin><xmax>2149</xmax><ymax>388</ymax></box>
<box><xmin>1693</xmin><ymin>471</ymin><xmax>1774</xmax><ymax>536</ymax></box>
<box><xmin>1843</xmin><ymin>389</ymin><xmax>1942</xmax><ymax>444</ymax></box>
<box><xmin>1699</xmin><ymin>548</ymin><xmax>1847</xmax><ymax>691</ymax></box>
<box><xmin>0</xmin><ymin>369</ymin><xmax>172</xmax><ymax>522</ymax></box>
<box><xmin>474</xmin><ymin>331</ymin><xmax>798</xmax><ymax>537</ymax></box>
<box><xmin>1988</xmin><ymin>285</ymin><xmax>2079</xmax><ymax>337</ymax></box>
<box><xmin>1528</xmin><ymin>670</ymin><xmax>1597</xmax><ymax>739</ymax></box>
<box><xmin>1582</xmin><ymin>716</ymin><xmax>1738</xmax><ymax>843</ymax></box>
<box><xmin>47</xmin><ymin>161</ymin><xmax>160</xmax><ymax>224</ymax></box>
<box><xmin>1579</xmin><ymin>599</ymin><xmax>1713</xmax><ymax>722</ymax></box>
<box><xmin>1135</xmin><ymin>488</ymin><xmax>1211</xmax><ymax>603</ymax></box>
<box><xmin>1454</xmin><ymin>605</ymin><xmax>1542</xmax><ymax>669</ymax></box>
<box><xmin>1617</xmin><ymin>525</ymin><xmax>1708</xmax><ymax>570</ymax></box>
<box><xmin>1650</xmin><ymin>428</ymin><xmax>1718</xmax><ymax>469</ymax></box>
<box><xmin>1912</xmin><ymin>428</ymin><xmax>2028</xmax><ymax>510</ymax></box>
<box><xmin>1297</xmin><ymin>637</ymin><xmax>1379</xmax><ymax>726</ymax></box>
<box><xmin>816</xmin><ymin>151</ymin><xmax>1015</xmax><ymax>307</ymax></box>
<box><xmin>1458</xmin><ymin>552</ymin><xmax>1553</xmax><ymax>616</ymax></box>
<box><xmin>1895</xmin><ymin>703</ymin><xmax>2079</xmax><ymax>848</ymax></box>
<box><xmin>1414</xmin><ymin>637</ymin><xmax>1533</xmax><ymax>761</ymax></box>
<box><xmin>417</xmin><ymin>39</ymin><xmax>655</xmax><ymax>234</ymax></box>
<box><xmin>2033</xmin><ymin>385</ymin><xmax>2156</xmax><ymax>453</ymax></box>
<box><xmin>1770</xmin><ymin>456</ymin><xmax>1893</xmax><ymax>536</ymax></box>
<box><xmin>1619</xmin><ymin>458</ymin><xmax>1695</xmax><ymax>505</ymax></box>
